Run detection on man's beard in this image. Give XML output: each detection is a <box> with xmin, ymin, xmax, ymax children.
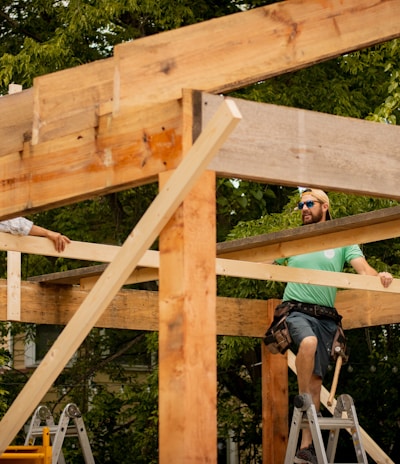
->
<box><xmin>302</xmin><ymin>209</ymin><xmax>323</xmax><ymax>224</ymax></box>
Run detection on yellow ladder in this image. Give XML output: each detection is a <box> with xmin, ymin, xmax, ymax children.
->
<box><xmin>0</xmin><ymin>427</ymin><xmax>51</xmax><ymax>464</ymax></box>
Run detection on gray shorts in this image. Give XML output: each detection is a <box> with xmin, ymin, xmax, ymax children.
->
<box><xmin>286</xmin><ymin>311</ymin><xmax>337</xmax><ymax>379</ymax></box>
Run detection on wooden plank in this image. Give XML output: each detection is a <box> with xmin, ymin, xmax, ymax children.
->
<box><xmin>0</xmin><ymin>99</ymin><xmax>182</xmax><ymax>219</ymax></box>
<box><xmin>0</xmin><ymin>276</ymin><xmax>400</xmax><ymax>336</ymax></box>
<box><xmin>114</xmin><ymin>0</ymin><xmax>400</xmax><ymax>111</ymax></box>
<box><xmin>5</xmin><ymin>85</ymin><xmax>23</xmax><ymax>322</ymax></box>
<box><xmin>0</xmin><ymin>99</ymin><xmax>241</xmax><ymax>454</ymax></box>
<box><xmin>3</xmin><ymin>220</ymin><xmax>400</xmax><ymax>295</ymax></box>
<box><xmin>27</xmin><ymin>264</ymin><xmax>108</xmax><ymax>285</ymax></box>
<box><xmin>217</xmin><ymin>259</ymin><xmax>400</xmax><ymax>294</ymax></box>
<box><xmin>6</xmin><ymin>252</ymin><xmax>21</xmax><ymax>321</ymax></box>
<box><xmin>262</xmin><ymin>300</ymin><xmax>288</xmax><ymax>464</ymax></box>
<box><xmin>80</xmin><ymin>267</ymin><xmax>159</xmax><ymax>290</ymax></box>
<box><xmin>217</xmin><ymin>205</ymin><xmax>400</xmax><ymax>261</ymax></box>
<box><xmin>288</xmin><ymin>351</ymin><xmax>394</xmax><ymax>464</ymax></box>
<box><xmin>0</xmin><ymin>232</ymin><xmax>161</xmax><ymax>266</ymax></box>
<box><xmin>3</xmin><ymin>207</ymin><xmax>400</xmax><ymax>266</ymax></box>
<box><xmin>0</xmin><ymin>280</ymin><xmax>162</xmax><ymax>331</ymax></box>
<box><xmin>204</xmin><ymin>93</ymin><xmax>400</xmax><ymax>199</ymax></box>
<box><xmin>3</xmin><ymin>229</ymin><xmax>400</xmax><ymax>297</ymax></box>
<box><xmin>0</xmin><ymin>88</ymin><xmax>33</xmax><ymax>157</ymax></box>
<box><xmin>0</xmin><ymin>203</ymin><xmax>397</xmax><ymax>287</ymax></box>
<box><xmin>27</xmin><ymin>264</ymin><xmax>158</xmax><ymax>287</ymax></box>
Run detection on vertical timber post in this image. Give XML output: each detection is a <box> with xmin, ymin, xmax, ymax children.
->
<box><xmin>262</xmin><ymin>299</ymin><xmax>288</xmax><ymax>463</ymax></box>
<box><xmin>6</xmin><ymin>84</ymin><xmax>23</xmax><ymax>322</ymax></box>
<box><xmin>159</xmin><ymin>90</ymin><xmax>217</xmax><ymax>463</ymax></box>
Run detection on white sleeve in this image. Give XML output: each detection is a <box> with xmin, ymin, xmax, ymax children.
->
<box><xmin>0</xmin><ymin>217</ymin><xmax>34</xmax><ymax>236</ymax></box>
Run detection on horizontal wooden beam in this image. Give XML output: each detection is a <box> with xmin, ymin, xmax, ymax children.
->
<box><xmin>18</xmin><ymin>0</ymin><xmax>397</xmax><ymax>148</ymax></box>
<box><xmin>2</xmin><ymin>203</ymin><xmax>398</xmax><ymax>280</ymax></box>
<box><xmin>0</xmin><ymin>231</ymin><xmax>160</xmax><ymax>266</ymax></box>
<box><xmin>217</xmin><ymin>205</ymin><xmax>400</xmax><ymax>261</ymax></box>
<box><xmin>27</xmin><ymin>264</ymin><xmax>159</xmax><ymax>288</ymax></box>
<box><xmin>0</xmin><ymin>280</ymin><xmax>268</xmax><ymax>336</ymax></box>
<box><xmin>2</xmin><ymin>202</ymin><xmax>400</xmax><ymax>291</ymax></box>
<box><xmin>205</xmin><ymin>93</ymin><xmax>400</xmax><ymax>199</ymax></box>
<box><xmin>1</xmin><ymin>240</ymin><xmax>396</xmax><ymax>295</ymax></box>
<box><xmin>217</xmin><ymin>259</ymin><xmax>400</xmax><ymax>294</ymax></box>
<box><xmin>1</xmin><ymin>2</ymin><xmax>399</xmax><ymax>218</ymax></box>
<box><xmin>115</xmin><ymin>0</ymin><xmax>400</xmax><ymax>111</ymax></box>
<box><xmin>0</xmin><ymin>99</ymin><xmax>183</xmax><ymax>219</ymax></box>
<box><xmin>335</xmin><ymin>289</ymin><xmax>400</xmax><ymax>329</ymax></box>
<box><xmin>3</xmin><ymin>90</ymin><xmax>400</xmax><ymax>219</ymax></box>
<box><xmin>0</xmin><ymin>281</ymin><xmax>398</xmax><ymax>334</ymax></box>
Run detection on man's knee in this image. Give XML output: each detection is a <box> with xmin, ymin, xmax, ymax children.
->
<box><xmin>298</xmin><ymin>335</ymin><xmax>318</xmax><ymax>355</ymax></box>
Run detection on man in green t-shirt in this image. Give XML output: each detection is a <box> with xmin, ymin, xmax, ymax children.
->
<box><xmin>274</xmin><ymin>189</ymin><xmax>393</xmax><ymax>464</ymax></box>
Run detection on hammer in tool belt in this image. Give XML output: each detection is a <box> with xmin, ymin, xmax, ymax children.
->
<box><xmin>327</xmin><ymin>346</ymin><xmax>348</xmax><ymax>406</ymax></box>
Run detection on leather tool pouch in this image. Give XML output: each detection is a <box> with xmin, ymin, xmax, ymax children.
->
<box><xmin>263</xmin><ymin>303</ymin><xmax>292</xmax><ymax>354</ymax></box>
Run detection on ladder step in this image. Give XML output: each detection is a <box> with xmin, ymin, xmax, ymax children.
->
<box><xmin>301</xmin><ymin>417</ymin><xmax>356</xmax><ymax>429</ymax></box>
<box><xmin>27</xmin><ymin>426</ymin><xmax>81</xmax><ymax>438</ymax></box>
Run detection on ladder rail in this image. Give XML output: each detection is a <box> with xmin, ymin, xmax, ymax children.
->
<box><xmin>305</xmin><ymin>404</ymin><xmax>328</xmax><ymax>464</ymax></box>
<box><xmin>72</xmin><ymin>416</ymin><xmax>95</xmax><ymax>464</ymax></box>
<box><xmin>285</xmin><ymin>407</ymin><xmax>303</xmax><ymax>464</ymax></box>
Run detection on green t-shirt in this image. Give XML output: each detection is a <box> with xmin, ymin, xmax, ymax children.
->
<box><xmin>275</xmin><ymin>245</ymin><xmax>364</xmax><ymax>308</ymax></box>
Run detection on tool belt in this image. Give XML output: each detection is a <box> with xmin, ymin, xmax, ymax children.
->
<box><xmin>282</xmin><ymin>300</ymin><xmax>342</xmax><ymax>324</ymax></box>
<box><xmin>263</xmin><ymin>301</ymin><xmax>346</xmax><ymax>360</ymax></box>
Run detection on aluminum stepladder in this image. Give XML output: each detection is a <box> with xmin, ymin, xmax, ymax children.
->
<box><xmin>284</xmin><ymin>393</ymin><xmax>368</xmax><ymax>464</ymax></box>
<box><xmin>25</xmin><ymin>403</ymin><xmax>95</xmax><ymax>464</ymax></box>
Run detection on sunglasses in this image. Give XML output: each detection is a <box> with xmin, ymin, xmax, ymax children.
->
<box><xmin>297</xmin><ymin>200</ymin><xmax>320</xmax><ymax>210</ymax></box>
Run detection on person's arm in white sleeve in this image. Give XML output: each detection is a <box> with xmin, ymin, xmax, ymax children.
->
<box><xmin>0</xmin><ymin>217</ymin><xmax>33</xmax><ymax>236</ymax></box>
<box><xmin>0</xmin><ymin>218</ymin><xmax>70</xmax><ymax>252</ymax></box>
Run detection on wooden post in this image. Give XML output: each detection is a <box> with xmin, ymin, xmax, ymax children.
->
<box><xmin>6</xmin><ymin>84</ymin><xmax>23</xmax><ymax>322</ymax></box>
<box><xmin>158</xmin><ymin>90</ymin><xmax>218</xmax><ymax>463</ymax></box>
<box><xmin>6</xmin><ymin>251</ymin><xmax>21</xmax><ymax>321</ymax></box>
<box><xmin>262</xmin><ymin>299</ymin><xmax>288</xmax><ymax>464</ymax></box>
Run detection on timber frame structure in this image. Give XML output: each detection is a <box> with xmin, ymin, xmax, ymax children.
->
<box><xmin>1</xmin><ymin>1</ymin><xmax>400</xmax><ymax>462</ymax></box>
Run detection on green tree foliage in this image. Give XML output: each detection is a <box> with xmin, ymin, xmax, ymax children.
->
<box><xmin>1</xmin><ymin>0</ymin><xmax>400</xmax><ymax>462</ymax></box>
